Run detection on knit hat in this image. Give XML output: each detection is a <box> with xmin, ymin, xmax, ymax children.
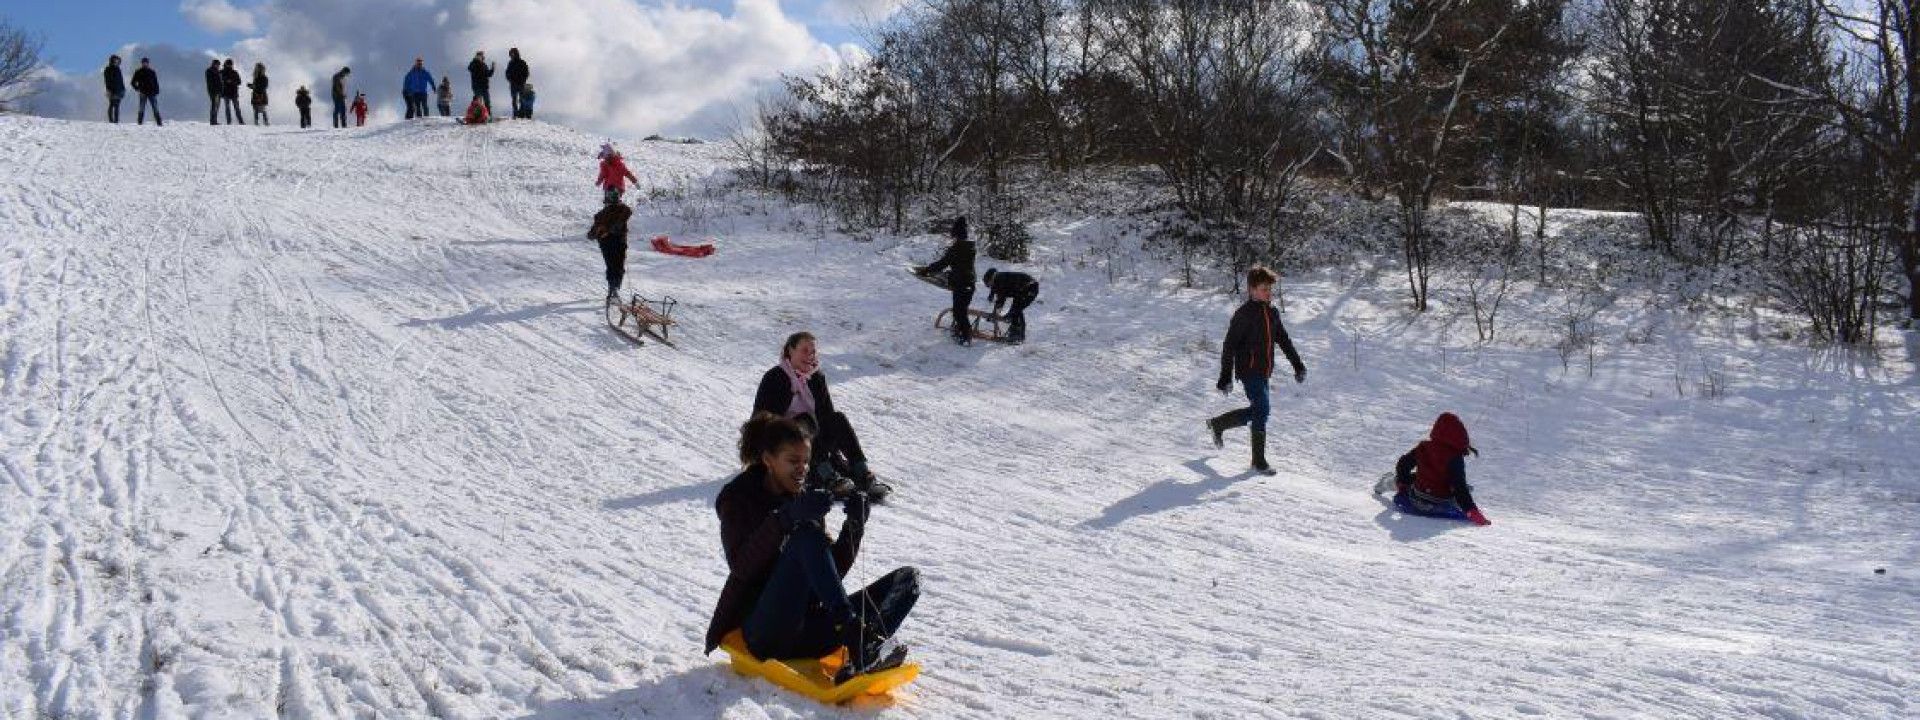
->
<box><xmin>952</xmin><ymin>216</ymin><xmax>969</xmax><ymax>241</ymax></box>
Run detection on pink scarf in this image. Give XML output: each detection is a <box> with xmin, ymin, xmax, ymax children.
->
<box><xmin>780</xmin><ymin>358</ymin><xmax>816</xmax><ymax>419</ymax></box>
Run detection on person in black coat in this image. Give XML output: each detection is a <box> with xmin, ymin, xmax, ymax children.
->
<box><xmin>130</xmin><ymin>58</ymin><xmax>162</xmax><ymax>126</ymax></box>
<box><xmin>246</xmin><ymin>63</ymin><xmax>270</xmax><ymax>126</ymax></box>
<box><xmin>219</xmin><ymin>59</ymin><xmax>244</xmax><ymax>125</ymax></box>
<box><xmin>204</xmin><ymin>59</ymin><xmax>222</xmax><ymax>125</ymax></box>
<box><xmin>981</xmin><ymin>268</ymin><xmax>1040</xmax><ymax>344</ymax></box>
<box><xmin>467</xmin><ymin>51</ymin><xmax>495</xmax><ymax>115</ymax></box>
<box><xmin>505</xmin><ymin>48</ymin><xmax>530</xmax><ymax>118</ymax></box>
<box><xmin>1206</xmin><ymin>265</ymin><xmax>1306</xmax><ymax>475</ymax></box>
<box><xmin>294</xmin><ymin>86</ymin><xmax>313</xmax><ymax>128</ymax></box>
<box><xmin>751</xmin><ymin>332</ymin><xmax>892</xmax><ymax>502</ymax></box>
<box><xmin>103</xmin><ymin>56</ymin><xmax>125</xmax><ymax>124</ymax></box>
<box><xmin>587</xmin><ymin>198</ymin><xmax>632</xmax><ymax>299</ymax></box>
<box><xmin>704</xmin><ymin>414</ymin><xmax>917</xmax><ymax>683</ymax></box>
<box><xmin>914</xmin><ymin>217</ymin><xmax>977</xmax><ymax>345</ymax></box>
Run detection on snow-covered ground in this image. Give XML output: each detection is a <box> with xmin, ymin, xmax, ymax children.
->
<box><xmin>1</xmin><ymin>115</ymin><xmax>1915</xmax><ymax>719</ymax></box>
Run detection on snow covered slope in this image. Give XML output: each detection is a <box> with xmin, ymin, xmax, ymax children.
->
<box><xmin>2</xmin><ymin>115</ymin><xmax>1915</xmax><ymax>719</ymax></box>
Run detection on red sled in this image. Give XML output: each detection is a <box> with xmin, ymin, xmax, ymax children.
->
<box><xmin>652</xmin><ymin>235</ymin><xmax>715</xmax><ymax>258</ymax></box>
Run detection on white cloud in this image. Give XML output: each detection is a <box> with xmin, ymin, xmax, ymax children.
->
<box><xmin>181</xmin><ymin>0</ymin><xmax>259</xmax><ymax>35</ymax></box>
<box><xmin>31</xmin><ymin>0</ymin><xmax>863</xmax><ymax>139</ymax></box>
<box><xmin>818</xmin><ymin>0</ymin><xmax>906</xmax><ymax>24</ymax></box>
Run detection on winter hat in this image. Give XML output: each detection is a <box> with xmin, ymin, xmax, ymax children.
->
<box><xmin>597</xmin><ymin>142</ymin><xmax>616</xmax><ymax>160</ymax></box>
<box><xmin>983</xmin><ymin>268</ymin><xmax>998</xmax><ymax>284</ymax></box>
<box><xmin>952</xmin><ymin>216</ymin><xmax>969</xmax><ymax>241</ymax></box>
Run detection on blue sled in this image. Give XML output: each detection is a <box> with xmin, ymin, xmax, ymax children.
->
<box><xmin>1391</xmin><ymin>491</ymin><xmax>1469</xmax><ymax>522</ymax></box>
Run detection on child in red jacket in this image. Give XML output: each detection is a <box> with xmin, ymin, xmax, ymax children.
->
<box><xmin>1381</xmin><ymin>412</ymin><xmax>1491</xmax><ymax>526</ymax></box>
<box><xmin>350</xmin><ymin>92</ymin><xmax>369</xmax><ymax>126</ymax></box>
<box><xmin>596</xmin><ymin>143</ymin><xmax>639</xmax><ymax>204</ymax></box>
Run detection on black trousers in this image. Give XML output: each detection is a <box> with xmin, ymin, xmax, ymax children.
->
<box><xmin>332</xmin><ymin>95</ymin><xmax>347</xmax><ymax>128</ymax></box>
<box><xmin>1000</xmin><ymin>285</ymin><xmax>1039</xmax><ymax>340</ymax></box>
<box><xmin>743</xmin><ymin>526</ymin><xmax>920</xmax><ymax>661</ymax></box>
<box><xmin>950</xmin><ymin>286</ymin><xmax>975</xmax><ymax>341</ymax></box>
<box><xmin>298</xmin><ymin>107</ymin><xmax>311</xmax><ymax>128</ymax></box>
<box><xmin>207</xmin><ymin>94</ymin><xmax>219</xmax><ymax>124</ymax></box>
<box><xmin>597</xmin><ymin>236</ymin><xmax>628</xmax><ymax>293</ymax></box>
<box><xmin>108</xmin><ymin>95</ymin><xmax>122</xmax><ymax>123</ymax></box>
<box><xmin>473</xmin><ymin>88</ymin><xmax>491</xmax><ymax>114</ymax></box>
<box><xmin>252</xmin><ymin>106</ymin><xmax>268</xmax><ymax>125</ymax></box>
<box><xmin>510</xmin><ymin>83</ymin><xmax>526</xmax><ymax>116</ymax></box>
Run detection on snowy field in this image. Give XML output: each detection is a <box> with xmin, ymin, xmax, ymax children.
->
<box><xmin>1</xmin><ymin>115</ymin><xmax>1916</xmax><ymax>719</ymax></box>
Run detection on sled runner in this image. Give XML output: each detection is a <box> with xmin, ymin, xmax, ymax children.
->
<box><xmin>934</xmin><ymin>308</ymin><xmax>1011</xmax><ymax>343</ymax></box>
<box><xmin>605</xmin><ymin>292</ymin><xmax>678</xmax><ymax>346</ymax></box>
<box><xmin>651</xmin><ymin>235</ymin><xmax>715</xmax><ymax>258</ymax></box>
<box><xmin>717</xmin><ymin>630</ymin><xmax>919</xmax><ymax>705</ymax></box>
<box><xmin>908</xmin><ymin>265</ymin><xmax>950</xmax><ymax>290</ymax></box>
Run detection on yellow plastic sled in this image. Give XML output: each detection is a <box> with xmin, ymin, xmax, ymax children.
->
<box><xmin>718</xmin><ymin>630</ymin><xmax>920</xmax><ymax>704</ymax></box>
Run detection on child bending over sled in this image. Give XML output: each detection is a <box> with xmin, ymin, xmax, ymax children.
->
<box><xmin>705</xmin><ymin>414</ymin><xmax>920</xmax><ymax>684</ymax></box>
<box><xmin>1385</xmin><ymin>412</ymin><xmax>1491</xmax><ymax>526</ymax></box>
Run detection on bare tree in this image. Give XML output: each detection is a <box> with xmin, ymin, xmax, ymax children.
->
<box><xmin>0</xmin><ymin>19</ymin><xmax>45</xmax><ymax>114</ymax></box>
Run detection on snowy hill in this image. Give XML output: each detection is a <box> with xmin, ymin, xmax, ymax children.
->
<box><xmin>2</xmin><ymin>115</ymin><xmax>1915</xmax><ymax>719</ymax></box>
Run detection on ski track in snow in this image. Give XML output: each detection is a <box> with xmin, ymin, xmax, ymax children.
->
<box><xmin>2</xmin><ymin>116</ymin><xmax>1916</xmax><ymax>719</ymax></box>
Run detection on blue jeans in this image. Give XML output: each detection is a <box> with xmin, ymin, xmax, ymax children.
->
<box><xmin>742</xmin><ymin>525</ymin><xmax>919</xmax><ymax>660</ymax></box>
<box><xmin>1241</xmin><ymin>377</ymin><xmax>1271</xmax><ymax>433</ymax></box>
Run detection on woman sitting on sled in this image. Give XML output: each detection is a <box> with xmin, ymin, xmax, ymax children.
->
<box><xmin>704</xmin><ymin>413</ymin><xmax>920</xmax><ymax>684</ymax></box>
<box><xmin>1385</xmin><ymin>412</ymin><xmax>1492</xmax><ymax>526</ymax></box>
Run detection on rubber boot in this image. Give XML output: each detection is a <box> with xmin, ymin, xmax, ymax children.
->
<box><xmin>1206</xmin><ymin>409</ymin><xmax>1248</xmax><ymax>448</ymax></box>
<box><xmin>1251</xmin><ymin>431</ymin><xmax>1276</xmax><ymax>476</ymax></box>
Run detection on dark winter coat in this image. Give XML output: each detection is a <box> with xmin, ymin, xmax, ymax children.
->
<box><xmin>1218</xmin><ymin>299</ymin><xmax>1304</xmax><ymax>386</ymax></box>
<box><xmin>467</xmin><ymin>58</ymin><xmax>494</xmax><ymax>91</ymax></box>
<box><xmin>704</xmin><ymin>466</ymin><xmax>862</xmax><ymax>653</ymax></box>
<box><xmin>331</xmin><ymin>70</ymin><xmax>350</xmax><ymax>100</ymax></box>
<box><xmin>922</xmin><ymin>239</ymin><xmax>976</xmax><ymax>291</ymax></box>
<box><xmin>104</xmin><ymin>65</ymin><xmax>125</xmax><ymax>96</ymax></box>
<box><xmin>752</xmin><ymin>365</ymin><xmax>840</xmax><ymax>423</ymax></box>
<box><xmin>130</xmin><ymin>67</ymin><xmax>159</xmax><ymax>97</ymax></box>
<box><xmin>587</xmin><ymin>203</ymin><xmax>632</xmax><ymax>241</ymax></box>
<box><xmin>220</xmin><ymin>67</ymin><xmax>242</xmax><ymax>99</ymax></box>
<box><xmin>506</xmin><ymin>56</ymin><xmax>529</xmax><ymax>85</ymax></box>
<box><xmin>985</xmin><ymin>270</ymin><xmax>1039</xmax><ymax>305</ymax></box>
<box><xmin>1395</xmin><ymin>412</ymin><xmax>1477</xmax><ymax>511</ymax></box>
<box><xmin>294</xmin><ymin>89</ymin><xmax>311</xmax><ymax>109</ymax></box>
<box><xmin>248</xmin><ymin>75</ymin><xmax>269</xmax><ymax>106</ymax></box>
<box><xmin>205</xmin><ymin>66</ymin><xmax>222</xmax><ymax>96</ymax></box>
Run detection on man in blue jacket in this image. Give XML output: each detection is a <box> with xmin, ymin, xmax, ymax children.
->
<box><xmin>402</xmin><ymin>58</ymin><xmax>435</xmax><ymax>119</ymax></box>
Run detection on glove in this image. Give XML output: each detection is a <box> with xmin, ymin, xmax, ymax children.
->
<box><xmin>779</xmin><ymin>489</ymin><xmax>834</xmax><ymax>530</ymax></box>
<box><xmin>841</xmin><ymin>491</ymin><xmax>870</xmax><ymax>530</ymax></box>
<box><xmin>1294</xmin><ymin>367</ymin><xmax>1307</xmax><ymax>384</ymax></box>
<box><xmin>1216</xmin><ymin>378</ymin><xmax>1232</xmax><ymax>395</ymax></box>
<box><xmin>1465</xmin><ymin>508</ymin><xmax>1491</xmax><ymax>526</ymax></box>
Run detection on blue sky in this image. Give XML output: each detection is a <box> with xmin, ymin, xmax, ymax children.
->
<box><xmin>9</xmin><ymin>1</ymin><xmax>893</xmax><ymax>137</ymax></box>
<box><xmin>9</xmin><ymin>1</ymin><xmax>872</xmax><ymax>75</ymax></box>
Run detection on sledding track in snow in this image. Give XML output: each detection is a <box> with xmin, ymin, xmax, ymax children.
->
<box><xmin>1</xmin><ymin>116</ymin><xmax>1916</xmax><ymax>719</ymax></box>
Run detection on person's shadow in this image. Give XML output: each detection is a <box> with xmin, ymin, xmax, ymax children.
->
<box><xmin>1371</xmin><ymin>494</ymin><xmax>1461</xmax><ymax>542</ymax></box>
<box><xmin>1081</xmin><ymin>458</ymin><xmax>1259</xmax><ymax>530</ymax></box>
<box><xmin>603</xmin><ymin>476</ymin><xmax>727</xmax><ymax>511</ymax></box>
<box><xmin>400</xmin><ymin>299</ymin><xmax>597</xmax><ymax>330</ymax></box>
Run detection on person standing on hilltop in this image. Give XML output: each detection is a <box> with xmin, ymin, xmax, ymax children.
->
<box><xmin>436</xmin><ymin>77</ymin><xmax>453</xmax><ymax>117</ymax></box>
<box><xmin>204</xmin><ymin>59</ymin><xmax>223</xmax><ymax>125</ymax></box>
<box><xmin>350</xmin><ymin>92</ymin><xmax>369</xmax><ymax>127</ymax></box>
<box><xmin>467</xmin><ymin>51</ymin><xmax>495</xmax><ymax>115</ymax></box>
<box><xmin>402</xmin><ymin>58</ymin><xmax>435</xmax><ymax>120</ymax></box>
<box><xmin>506</xmin><ymin>48</ymin><xmax>530</xmax><ymax>119</ymax></box>
<box><xmin>130</xmin><ymin>58</ymin><xmax>162</xmax><ymax>127</ymax></box>
<box><xmin>102</xmin><ymin>55</ymin><xmax>125</xmax><ymax>124</ymax></box>
<box><xmin>294</xmin><ymin>86</ymin><xmax>312</xmax><ymax>128</ymax></box>
<box><xmin>247</xmin><ymin>63</ymin><xmax>270</xmax><ymax>126</ymax></box>
<box><xmin>219</xmin><ymin>58</ymin><xmax>244</xmax><ymax>125</ymax></box>
<box><xmin>330</xmin><ymin>66</ymin><xmax>352</xmax><ymax>128</ymax></box>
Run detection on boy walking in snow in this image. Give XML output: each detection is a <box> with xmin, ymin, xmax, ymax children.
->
<box><xmin>1207</xmin><ymin>265</ymin><xmax>1305</xmax><ymax>475</ymax></box>
<box><xmin>1381</xmin><ymin>413</ymin><xmax>1491</xmax><ymax>526</ymax></box>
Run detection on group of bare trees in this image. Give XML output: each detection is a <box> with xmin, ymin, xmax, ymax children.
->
<box><xmin>0</xmin><ymin>19</ymin><xmax>44</xmax><ymax>115</ymax></box>
<box><xmin>752</xmin><ymin>0</ymin><xmax>1917</xmax><ymax>344</ymax></box>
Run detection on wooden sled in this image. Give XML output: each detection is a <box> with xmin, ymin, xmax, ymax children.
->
<box><xmin>934</xmin><ymin>308</ymin><xmax>1012</xmax><ymax>343</ymax></box>
<box><xmin>908</xmin><ymin>266</ymin><xmax>951</xmax><ymax>290</ymax></box>
<box><xmin>717</xmin><ymin>630</ymin><xmax>920</xmax><ymax>705</ymax></box>
<box><xmin>605</xmin><ymin>293</ymin><xmax>678</xmax><ymax>346</ymax></box>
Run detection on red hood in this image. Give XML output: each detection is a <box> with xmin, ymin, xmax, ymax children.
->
<box><xmin>1430</xmin><ymin>412</ymin><xmax>1471</xmax><ymax>453</ymax></box>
